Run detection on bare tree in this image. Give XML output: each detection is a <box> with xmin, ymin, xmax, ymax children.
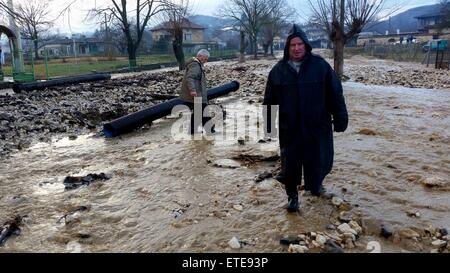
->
<box><xmin>160</xmin><ymin>0</ymin><xmax>192</xmax><ymax>70</ymax></box>
<box><xmin>93</xmin><ymin>22</ymin><xmax>129</xmax><ymax>57</ymax></box>
<box><xmin>261</xmin><ymin>0</ymin><xmax>295</xmax><ymax>56</ymax></box>
<box><xmin>0</xmin><ymin>0</ymin><xmax>14</xmax><ymax>16</ymax></box>
<box><xmin>219</xmin><ymin>0</ymin><xmax>280</xmax><ymax>60</ymax></box>
<box><xmin>15</xmin><ymin>0</ymin><xmax>54</xmax><ymax>59</ymax></box>
<box><xmin>308</xmin><ymin>0</ymin><xmax>389</xmax><ymax>78</ymax></box>
<box><xmin>88</xmin><ymin>0</ymin><xmax>168</xmax><ymax>66</ymax></box>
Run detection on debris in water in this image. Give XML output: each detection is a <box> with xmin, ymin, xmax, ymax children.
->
<box><xmin>228</xmin><ymin>237</ymin><xmax>241</xmax><ymax>249</ymax></box>
<box><xmin>233</xmin><ymin>205</ymin><xmax>243</xmax><ymax>212</ymax></box>
<box><xmin>63</xmin><ymin>173</ymin><xmax>111</xmax><ymax>190</ymax></box>
<box><xmin>254</xmin><ymin>171</ymin><xmax>273</xmax><ymax>183</ymax></box>
<box><xmin>406</xmin><ymin>210</ymin><xmax>421</xmax><ymax>218</ymax></box>
<box><xmin>0</xmin><ymin>216</ymin><xmax>23</xmax><ymax>246</ymax></box>
<box><xmin>211</xmin><ymin>159</ymin><xmax>241</xmax><ymax>169</ymax></box>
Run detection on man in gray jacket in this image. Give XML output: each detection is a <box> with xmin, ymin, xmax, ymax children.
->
<box><xmin>180</xmin><ymin>49</ymin><xmax>214</xmax><ymax>134</ymax></box>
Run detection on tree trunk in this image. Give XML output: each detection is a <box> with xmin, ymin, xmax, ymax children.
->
<box><xmin>34</xmin><ymin>39</ymin><xmax>39</xmax><ymax>60</ymax></box>
<box><xmin>252</xmin><ymin>36</ymin><xmax>258</xmax><ymax>60</ymax></box>
<box><xmin>263</xmin><ymin>43</ymin><xmax>268</xmax><ymax>57</ymax></box>
<box><xmin>239</xmin><ymin>31</ymin><xmax>245</xmax><ymax>63</ymax></box>
<box><xmin>128</xmin><ymin>44</ymin><xmax>137</xmax><ymax>68</ymax></box>
<box><xmin>333</xmin><ymin>38</ymin><xmax>345</xmax><ymax>78</ymax></box>
<box><xmin>173</xmin><ymin>40</ymin><xmax>185</xmax><ymax>71</ymax></box>
<box><xmin>173</xmin><ymin>29</ymin><xmax>185</xmax><ymax>71</ymax></box>
<box><xmin>270</xmin><ymin>40</ymin><xmax>274</xmax><ymax>56</ymax></box>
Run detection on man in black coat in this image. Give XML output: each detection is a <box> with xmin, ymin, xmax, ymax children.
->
<box><xmin>263</xmin><ymin>24</ymin><xmax>348</xmax><ymax>212</ymax></box>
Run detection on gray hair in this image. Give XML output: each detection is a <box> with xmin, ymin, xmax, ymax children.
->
<box><xmin>197</xmin><ymin>49</ymin><xmax>210</xmax><ymax>58</ymax></box>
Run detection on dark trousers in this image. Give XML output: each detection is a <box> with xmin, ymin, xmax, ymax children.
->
<box><xmin>279</xmin><ymin>145</ymin><xmax>324</xmax><ymax>198</ymax></box>
<box><xmin>185</xmin><ymin>102</ymin><xmax>214</xmax><ymax>134</ymax></box>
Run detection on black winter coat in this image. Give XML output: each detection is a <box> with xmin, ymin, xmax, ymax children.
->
<box><xmin>263</xmin><ymin>30</ymin><xmax>348</xmax><ymax>181</ymax></box>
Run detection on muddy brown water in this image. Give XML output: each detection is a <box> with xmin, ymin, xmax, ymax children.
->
<box><xmin>0</xmin><ymin>82</ymin><xmax>449</xmax><ymax>253</ymax></box>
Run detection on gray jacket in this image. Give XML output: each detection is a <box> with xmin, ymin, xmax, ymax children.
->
<box><xmin>179</xmin><ymin>58</ymin><xmax>208</xmax><ymax>103</ymax></box>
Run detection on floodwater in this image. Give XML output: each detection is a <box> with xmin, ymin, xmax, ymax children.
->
<box><xmin>0</xmin><ymin>82</ymin><xmax>449</xmax><ymax>253</ymax></box>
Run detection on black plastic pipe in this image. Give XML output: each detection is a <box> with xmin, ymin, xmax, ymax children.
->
<box><xmin>103</xmin><ymin>80</ymin><xmax>240</xmax><ymax>137</ymax></box>
<box><xmin>13</xmin><ymin>73</ymin><xmax>112</xmax><ymax>92</ymax></box>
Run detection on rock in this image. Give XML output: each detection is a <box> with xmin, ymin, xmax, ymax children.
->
<box><xmin>324</xmin><ymin>240</ymin><xmax>345</xmax><ymax>253</ymax></box>
<box><xmin>326</xmin><ymin>224</ymin><xmax>336</xmax><ymax>231</ymax></box>
<box><xmin>381</xmin><ymin>224</ymin><xmax>394</xmax><ymax>239</ymax></box>
<box><xmin>288</xmin><ymin>244</ymin><xmax>309</xmax><ymax>253</ymax></box>
<box><xmin>398</xmin><ymin>228</ymin><xmax>420</xmax><ymax>239</ymax></box>
<box><xmin>310</xmin><ymin>240</ymin><xmax>321</xmax><ymax>248</ymax></box>
<box><xmin>315</xmin><ymin>235</ymin><xmax>327</xmax><ymax>246</ymax></box>
<box><xmin>228</xmin><ymin>237</ymin><xmax>241</xmax><ymax>249</ymax></box>
<box><xmin>338</xmin><ymin>223</ymin><xmax>358</xmax><ymax>236</ymax></box>
<box><xmin>431</xmin><ymin>240</ymin><xmax>447</xmax><ymax>248</ymax></box>
<box><xmin>332</xmin><ymin>197</ymin><xmax>343</xmax><ymax>206</ymax></box>
<box><xmin>233</xmin><ymin>205</ymin><xmax>243</xmax><ymax>212</ymax></box>
<box><xmin>406</xmin><ymin>210</ymin><xmax>421</xmax><ymax>218</ymax></box>
<box><xmin>339</xmin><ymin>202</ymin><xmax>353</xmax><ymax>212</ymax></box>
<box><xmin>339</xmin><ymin>212</ymin><xmax>353</xmax><ymax>223</ymax></box>
<box><xmin>342</xmin><ymin>232</ymin><xmax>356</xmax><ymax>242</ymax></box>
<box><xmin>421</xmin><ymin>177</ymin><xmax>445</xmax><ymax>188</ymax></box>
<box><xmin>280</xmin><ymin>237</ymin><xmax>301</xmax><ymax>246</ymax></box>
<box><xmin>438</xmin><ymin>228</ymin><xmax>448</xmax><ymax>237</ymax></box>
<box><xmin>66</xmin><ymin>241</ymin><xmax>82</xmax><ymax>253</ymax></box>
<box><xmin>349</xmin><ymin>221</ymin><xmax>363</xmax><ymax>235</ymax></box>
<box><xmin>0</xmin><ymin>112</ymin><xmax>14</xmax><ymax>122</ymax></box>
<box><xmin>345</xmin><ymin>239</ymin><xmax>355</xmax><ymax>249</ymax></box>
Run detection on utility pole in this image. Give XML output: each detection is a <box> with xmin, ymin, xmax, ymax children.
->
<box><xmin>7</xmin><ymin>0</ymin><xmax>23</xmax><ymax>73</ymax></box>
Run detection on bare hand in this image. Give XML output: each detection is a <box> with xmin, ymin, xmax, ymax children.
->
<box><xmin>190</xmin><ymin>91</ymin><xmax>197</xmax><ymax>97</ymax></box>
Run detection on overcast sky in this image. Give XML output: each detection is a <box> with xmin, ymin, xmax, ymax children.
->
<box><xmin>6</xmin><ymin>0</ymin><xmax>440</xmax><ymax>35</ymax></box>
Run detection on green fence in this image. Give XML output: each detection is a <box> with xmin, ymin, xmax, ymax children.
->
<box><xmin>11</xmin><ymin>49</ymin><xmax>35</xmax><ymax>82</ymax></box>
<box><xmin>1</xmin><ymin>49</ymin><xmax>238</xmax><ymax>80</ymax></box>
